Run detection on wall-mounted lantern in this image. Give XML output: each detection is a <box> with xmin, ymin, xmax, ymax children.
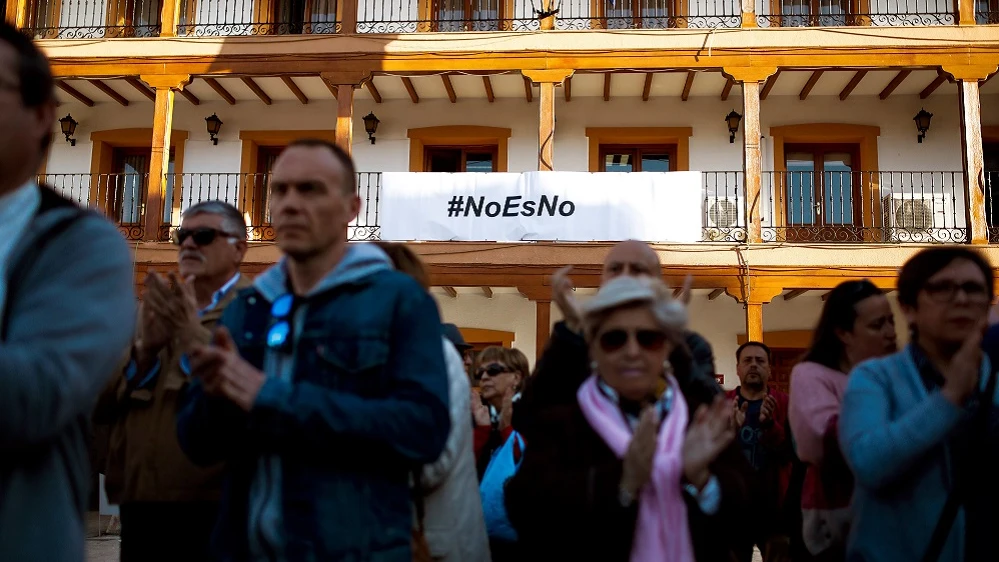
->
<box><xmin>725</xmin><ymin>110</ymin><xmax>742</xmax><ymax>144</ymax></box>
<box><xmin>205</xmin><ymin>113</ymin><xmax>223</xmax><ymax>145</ymax></box>
<box><xmin>363</xmin><ymin>112</ymin><xmax>380</xmax><ymax>144</ymax></box>
<box><xmin>59</xmin><ymin>114</ymin><xmax>78</xmax><ymax>146</ymax></box>
<box><xmin>914</xmin><ymin>108</ymin><xmax>932</xmax><ymax>144</ymax></box>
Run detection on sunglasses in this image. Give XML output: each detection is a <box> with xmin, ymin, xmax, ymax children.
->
<box><xmin>172</xmin><ymin>227</ymin><xmax>234</xmax><ymax>247</ymax></box>
<box><xmin>475</xmin><ymin>363</ymin><xmax>511</xmax><ymax>381</ymax></box>
<box><xmin>266</xmin><ymin>294</ymin><xmax>296</xmax><ymax>350</ymax></box>
<box><xmin>598</xmin><ymin>329</ymin><xmax>668</xmax><ymax>353</ymax></box>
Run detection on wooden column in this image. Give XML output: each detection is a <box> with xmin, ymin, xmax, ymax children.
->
<box><xmin>535</xmin><ymin>300</ymin><xmax>551</xmax><ymax>361</ymax></box>
<box><xmin>141</xmin><ymin>75</ymin><xmax>190</xmax><ymax>242</ymax></box>
<box><xmin>742</xmin><ymin>80</ymin><xmax>763</xmax><ymax>243</ymax></box>
<box><xmin>741</xmin><ymin>0</ymin><xmax>757</xmax><ymax>27</ymax></box>
<box><xmin>340</xmin><ymin>0</ymin><xmax>359</xmax><ymax>33</ymax></box>
<box><xmin>944</xmin><ymin>65</ymin><xmax>997</xmax><ymax>244</ymax></box>
<box><xmin>159</xmin><ymin>0</ymin><xmax>181</xmax><ymax>37</ymax></box>
<box><xmin>745</xmin><ymin>302</ymin><xmax>763</xmax><ymax>342</ymax></box>
<box><xmin>522</xmin><ymin>69</ymin><xmax>574</xmax><ymax>172</ymax></box>
<box><xmin>957</xmin><ymin>0</ymin><xmax>976</xmax><ymax>25</ymax></box>
<box><xmin>727</xmin><ymin>285</ymin><xmax>782</xmax><ymax>344</ymax></box>
<box><xmin>321</xmin><ymin>72</ymin><xmax>371</xmax><ymax>157</ymax></box>
<box><xmin>5</xmin><ymin>0</ymin><xmax>28</xmax><ymax>27</ymax></box>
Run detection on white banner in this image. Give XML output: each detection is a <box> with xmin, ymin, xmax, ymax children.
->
<box><xmin>380</xmin><ymin>171</ymin><xmax>703</xmax><ymax>242</ymax></box>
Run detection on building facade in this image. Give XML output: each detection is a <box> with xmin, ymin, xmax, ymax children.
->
<box><xmin>8</xmin><ymin>0</ymin><xmax>999</xmax><ymax>389</ymax></box>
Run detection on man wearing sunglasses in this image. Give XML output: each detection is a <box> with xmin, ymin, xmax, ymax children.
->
<box><xmin>95</xmin><ymin>201</ymin><xmax>249</xmax><ymax>561</ymax></box>
<box><xmin>177</xmin><ymin>140</ymin><xmax>450</xmax><ymax>562</ymax></box>
<box><xmin>0</xmin><ymin>24</ymin><xmax>136</xmax><ymax>562</ymax></box>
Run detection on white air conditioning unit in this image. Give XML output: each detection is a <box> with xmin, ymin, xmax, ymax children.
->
<box><xmin>703</xmin><ymin>196</ymin><xmax>746</xmax><ymax>241</ymax></box>
<box><xmin>882</xmin><ymin>192</ymin><xmax>955</xmax><ymax>243</ymax></box>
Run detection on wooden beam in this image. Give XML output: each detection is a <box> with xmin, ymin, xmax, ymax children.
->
<box><xmin>241</xmin><ymin>76</ymin><xmax>272</xmax><ymax>105</ymax></box>
<box><xmin>483</xmin><ymin>76</ymin><xmax>495</xmax><ymax>102</ymax></box>
<box><xmin>564</xmin><ymin>76</ymin><xmax>571</xmax><ymax>102</ymax></box>
<box><xmin>441</xmin><ymin>74</ymin><xmax>457</xmax><ymax>103</ymax></box>
<box><xmin>983</xmin><ymin>72</ymin><xmax>996</xmax><ymax>86</ymax></box>
<box><xmin>281</xmin><ymin>76</ymin><xmax>308</xmax><ymax>104</ymax></box>
<box><xmin>879</xmin><ymin>70</ymin><xmax>912</xmax><ymax>100</ymax></box>
<box><xmin>87</xmin><ymin>80</ymin><xmax>129</xmax><ymax>106</ymax></box>
<box><xmin>642</xmin><ymin>73</ymin><xmax>653</xmax><ymax>101</ymax></box>
<box><xmin>919</xmin><ymin>73</ymin><xmax>948</xmax><ymax>99</ymax></box>
<box><xmin>203</xmin><ymin>77</ymin><xmax>236</xmax><ymax>105</ymax></box>
<box><xmin>323</xmin><ymin>80</ymin><xmax>339</xmax><ymax>99</ymax></box>
<box><xmin>821</xmin><ymin>291</ymin><xmax>832</xmax><ymax>301</ymax></box>
<box><xmin>481</xmin><ymin>287</ymin><xmax>493</xmax><ymax>298</ymax></box>
<box><xmin>760</xmin><ymin>70</ymin><xmax>780</xmax><ymax>101</ymax></box>
<box><xmin>783</xmin><ymin>288</ymin><xmax>808</xmax><ymax>301</ymax></box>
<box><xmin>603</xmin><ymin>73</ymin><xmax>611</xmax><ymax>101</ymax></box>
<box><xmin>672</xmin><ymin>287</ymin><xmax>684</xmax><ymax>299</ymax></box>
<box><xmin>536</xmin><ymin>300</ymin><xmax>551</xmax><ymax>361</ymax></box>
<box><xmin>681</xmin><ymin>71</ymin><xmax>695</xmax><ymax>101</ymax></box>
<box><xmin>364</xmin><ymin>79</ymin><xmax>382</xmax><ymax>103</ymax></box>
<box><xmin>56</xmin><ymin>81</ymin><xmax>94</xmax><ymax>107</ymax></box>
<box><xmin>124</xmin><ymin>77</ymin><xmax>156</xmax><ymax>102</ymax></box>
<box><xmin>177</xmin><ymin>87</ymin><xmax>200</xmax><ymax>105</ymax></box>
<box><xmin>721</xmin><ymin>77</ymin><xmax>734</xmax><ymax>101</ymax></box>
<box><xmin>839</xmin><ymin>70</ymin><xmax>867</xmax><ymax>101</ymax></box>
<box><xmin>799</xmin><ymin>70</ymin><xmax>823</xmax><ymax>100</ymax></box>
<box><xmin>442</xmin><ymin>286</ymin><xmax>457</xmax><ymax>298</ymax></box>
<box><xmin>523</xmin><ymin>75</ymin><xmax>533</xmax><ymax>102</ymax></box>
<box><xmin>708</xmin><ymin>289</ymin><xmax>725</xmax><ymax>301</ymax></box>
<box><xmin>402</xmin><ymin>77</ymin><xmax>419</xmax><ymax>104</ymax></box>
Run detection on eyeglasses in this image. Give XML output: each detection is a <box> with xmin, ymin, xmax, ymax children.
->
<box><xmin>598</xmin><ymin>329</ymin><xmax>668</xmax><ymax>353</ymax></box>
<box><xmin>267</xmin><ymin>294</ymin><xmax>296</xmax><ymax>350</ymax></box>
<box><xmin>923</xmin><ymin>281</ymin><xmax>990</xmax><ymax>304</ymax></box>
<box><xmin>475</xmin><ymin>363</ymin><xmax>511</xmax><ymax>381</ymax></box>
<box><xmin>172</xmin><ymin>227</ymin><xmax>235</xmax><ymax>246</ymax></box>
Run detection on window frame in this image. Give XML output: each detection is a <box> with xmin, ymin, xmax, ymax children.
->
<box><xmin>408</xmin><ymin>126</ymin><xmax>511</xmax><ymax>172</ymax></box>
<box><xmin>598</xmin><ymin>143</ymin><xmax>677</xmax><ymax>172</ymax></box>
<box><xmin>424</xmin><ymin>144</ymin><xmax>500</xmax><ymax>172</ymax></box>
<box><xmin>585</xmin><ymin>127</ymin><xmax>691</xmax><ymax>172</ymax></box>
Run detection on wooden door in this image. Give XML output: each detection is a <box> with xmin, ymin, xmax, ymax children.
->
<box><xmin>768</xmin><ymin>347</ymin><xmax>805</xmax><ymax>395</ymax></box>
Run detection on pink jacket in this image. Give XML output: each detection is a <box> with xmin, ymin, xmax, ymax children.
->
<box><xmin>788</xmin><ymin>361</ymin><xmax>854</xmax><ymax>556</ymax></box>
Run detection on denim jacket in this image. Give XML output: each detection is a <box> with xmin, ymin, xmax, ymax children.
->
<box><xmin>177</xmin><ymin>244</ymin><xmax>450</xmax><ymax>562</ymax></box>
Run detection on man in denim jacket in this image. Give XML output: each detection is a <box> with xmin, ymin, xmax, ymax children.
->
<box><xmin>177</xmin><ymin>140</ymin><xmax>450</xmax><ymax>562</ymax></box>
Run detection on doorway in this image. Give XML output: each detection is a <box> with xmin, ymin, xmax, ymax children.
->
<box><xmin>783</xmin><ymin>143</ymin><xmax>862</xmax><ymax>241</ymax></box>
<box><xmin>986</xmin><ymin>142</ymin><xmax>999</xmax><ymax>242</ymax></box>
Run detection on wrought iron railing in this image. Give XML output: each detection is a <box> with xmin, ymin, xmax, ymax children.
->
<box><xmin>357</xmin><ymin>0</ymin><xmax>541</xmax><ymax>32</ymax></box>
<box><xmin>41</xmin><ymin>173</ymin><xmax>151</xmax><ymax>240</ymax></box>
<box><xmin>177</xmin><ymin>0</ymin><xmax>340</xmax><ymax>35</ymax></box>
<box><xmin>977</xmin><ymin>0</ymin><xmax>999</xmax><ymax>22</ymax></box>
<box><xmin>986</xmin><ymin>170</ymin><xmax>999</xmax><ymax>243</ymax></box>
<box><xmin>556</xmin><ymin>0</ymin><xmax>741</xmax><ymax>28</ymax></box>
<box><xmin>756</xmin><ymin>0</ymin><xmax>956</xmax><ymax>26</ymax></box>
<box><xmin>703</xmin><ymin>171</ymin><xmax>747</xmax><ymax>242</ymax></box>
<box><xmin>760</xmin><ymin>170</ymin><xmax>966</xmax><ymax>243</ymax></box>
<box><xmin>23</xmin><ymin>0</ymin><xmax>163</xmax><ymax>39</ymax></box>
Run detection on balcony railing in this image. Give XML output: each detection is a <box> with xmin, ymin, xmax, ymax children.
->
<box><xmin>760</xmin><ymin>170</ymin><xmax>966</xmax><ymax>243</ymax></box>
<box><xmin>555</xmin><ymin>0</ymin><xmax>741</xmax><ymax>29</ymax></box>
<box><xmin>756</xmin><ymin>0</ymin><xmax>956</xmax><ymax>26</ymax></box>
<box><xmin>357</xmin><ymin>0</ymin><xmax>541</xmax><ymax>32</ymax></box>
<box><xmin>23</xmin><ymin>0</ymin><xmax>163</xmax><ymax>39</ymax></box>
<box><xmin>986</xmin><ymin>170</ymin><xmax>999</xmax><ymax>243</ymax></box>
<box><xmin>42</xmin><ymin>170</ymin><xmax>982</xmax><ymax>245</ymax></box>
<box><xmin>978</xmin><ymin>0</ymin><xmax>999</xmax><ymax>22</ymax></box>
<box><xmin>176</xmin><ymin>0</ymin><xmax>340</xmax><ymax>36</ymax></box>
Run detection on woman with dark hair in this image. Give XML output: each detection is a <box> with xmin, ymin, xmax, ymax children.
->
<box><xmin>839</xmin><ymin>247</ymin><xmax>999</xmax><ymax>562</ymax></box>
<box><xmin>788</xmin><ymin>280</ymin><xmax>896</xmax><ymax>561</ymax></box>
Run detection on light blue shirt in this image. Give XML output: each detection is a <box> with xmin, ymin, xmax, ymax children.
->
<box><xmin>0</xmin><ymin>182</ymin><xmax>41</xmax><ymax>322</ymax></box>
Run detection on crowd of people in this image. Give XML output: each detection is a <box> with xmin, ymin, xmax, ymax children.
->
<box><xmin>3</xmin><ymin>20</ymin><xmax>999</xmax><ymax>562</ymax></box>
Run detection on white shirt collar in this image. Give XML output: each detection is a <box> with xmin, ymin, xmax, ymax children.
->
<box><xmin>201</xmin><ymin>272</ymin><xmax>242</xmax><ymax>315</ymax></box>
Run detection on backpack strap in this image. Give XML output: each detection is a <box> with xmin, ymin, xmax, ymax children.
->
<box><xmin>0</xmin><ymin>186</ymin><xmax>90</xmax><ymax>341</ymax></box>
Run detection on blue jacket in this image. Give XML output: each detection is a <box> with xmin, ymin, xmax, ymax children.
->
<box><xmin>177</xmin><ymin>243</ymin><xmax>450</xmax><ymax>562</ymax></box>
<box><xmin>839</xmin><ymin>346</ymin><xmax>999</xmax><ymax>562</ymax></box>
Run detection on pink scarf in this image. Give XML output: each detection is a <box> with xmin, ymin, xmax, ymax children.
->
<box><xmin>577</xmin><ymin>374</ymin><xmax>695</xmax><ymax>562</ymax></box>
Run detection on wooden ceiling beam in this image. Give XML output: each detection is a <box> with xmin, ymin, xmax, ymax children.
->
<box><xmin>603</xmin><ymin>73</ymin><xmax>611</xmax><ymax>101</ymax></box>
<box><xmin>56</xmin><ymin>80</ymin><xmax>94</xmax><ymax>107</ymax></box>
<box><xmin>442</xmin><ymin>286</ymin><xmax>457</xmax><ymax>298</ymax></box>
<box><xmin>681</xmin><ymin>71</ymin><xmax>695</xmax><ymax>101</ymax></box>
<box><xmin>983</xmin><ymin>72</ymin><xmax>996</xmax><ymax>86</ymax></box>
<box><xmin>760</xmin><ymin>70</ymin><xmax>781</xmax><ymax>101</ymax></box>
<box><xmin>441</xmin><ymin>74</ymin><xmax>457</xmax><ymax>103</ymax></box>
<box><xmin>919</xmin><ymin>73</ymin><xmax>948</xmax><ymax>99</ymax></box>
<box><xmin>364</xmin><ymin>79</ymin><xmax>382</xmax><ymax>103</ymax></box>
<box><xmin>124</xmin><ymin>77</ymin><xmax>155</xmax><ymax>102</ymax></box>
<box><xmin>783</xmin><ymin>289</ymin><xmax>809</xmax><ymax>301</ymax></box>
<box><xmin>177</xmin><ymin>86</ymin><xmax>200</xmax><ymax>105</ymax></box>
<box><xmin>672</xmin><ymin>287</ymin><xmax>684</xmax><ymax>299</ymax></box>
<box><xmin>821</xmin><ymin>291</ymin><xmax>832</xmax><ymax>301</ymax></box>
<box><xmin>281</xmin><ymin>76</ymin><xmax>308</xmax><ymax>104</ymax></box>
<box><xmin>839</xmin><ymin>70</ymin><xmax>867</xmax><ymax>101</ymax></box>
<box><xmin>523</xmin><ymin>76</ymin><xmax>533</xmax><ymax>102</ymax></box>
<box><xmin>720</xmin><ymin>77</ymin><xmax>734</xmax><ymax>101</ymax></box>
<box><xmin>563</xmin><ymin>75</ymin><xmax>571</xmax><ymax>102</ymax></box>
<box><xmin>203</xmin><ymin>77</ymin><xmax>236</xmax><ymax>105</ymax></box>
<box><xmin>481</xmin><ymin>287</ymin><xmax>493</xmax><ymax>298</ymax></box>
<box><xmin>642</xmin><ymin>72</ymin><xmax>653</xmax><ymax>101</ymax></box>
<box><xmin>799</xmin><ymin>70</ymin><xmax>823</xmax><ymax>100</ymax></box>
<box><xmin>483</xmin><ymin>76</ymin><xmax>495</xmax><ymax>102</ymax></box>
<box><xmin>707</xmin><ymin>289</ymin><xmax>725</xmax><ymax>301</ymax></box>
<box><xmin>241</xmin><ymin>76</ymin><xmax>272</xmax><ymax>105</ymax></box>
<box><xmin>87</xmin><ymin>79</ymin><xmax>128</xmax><ymax>106</ymax></box>
<box><xmin>879</xmin><ymin>70</ymin><xmax>912</xmax><ymax>100</ymax></box>
<box><xmin>402</xmin><ymin>77</ymin><xmax>420</xmax><ymax>103</ymax></box>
